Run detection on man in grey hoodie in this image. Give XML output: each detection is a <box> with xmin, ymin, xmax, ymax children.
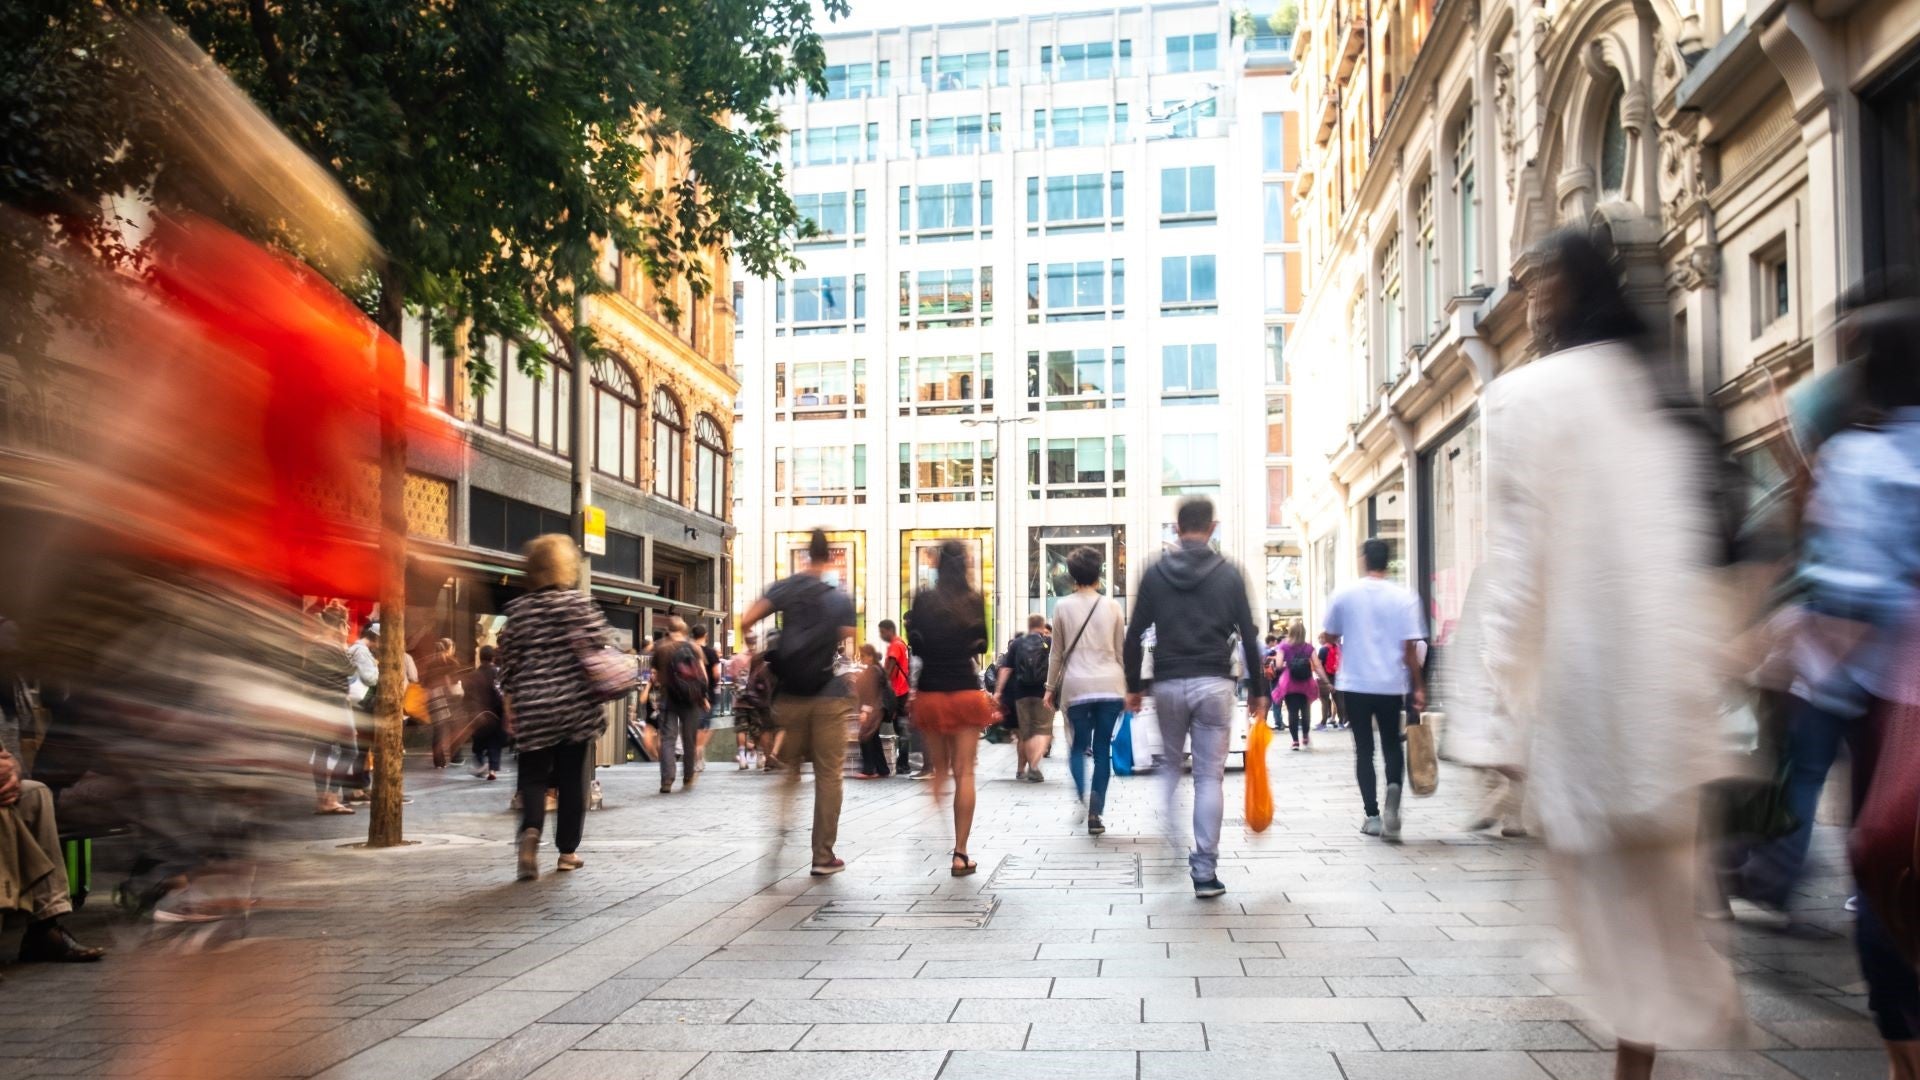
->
<box><xmin>1125</xmin><ymin>497</ymin><xmax>1270</xmax><ymax>898</ymax></box>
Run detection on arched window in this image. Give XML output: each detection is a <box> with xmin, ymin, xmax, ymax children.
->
<box><xmin>652</xmin><ymin>386</ymin><xmax>686</xmax><ymax>502</ymax></box>
<box><xmin>694</xmin><ymin>414</ymin><xmax>727</xmax><ymax>519</ymax></box>
<box><xmin>1598</xmin><ymin>82</ymin><xmax>1628</xmax><ymax>199</ymax></box>
<box><xmin>595</xmin><ymin>361</ymin><xmax>640</xmax><ymax>485</ymax></box>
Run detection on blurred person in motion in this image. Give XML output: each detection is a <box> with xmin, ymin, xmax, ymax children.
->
<box><xmin>1043</xmin><ymin>545</ymin><xmax>1127</xmax><ymax>836</ymax></box>
<box><xmin>903</xmin><ymin>540</ymin><xmax>997</xmax><ymax>876</ymax></box>
<box><xmin>1315</xmin><ymin>632</ymin><xmax>1343</xmax><ymax>729</ymax></box>
<box><xmin>462</xmin><ymin>646</ymin><xmax>507</xmax><ymax>781</ymax></box>
<box><xmin>423</xmin><ymin>636</ymin><xmax>463</xmax><ymax>769</ymax></box>
<box><xmin>1324</xmin><ymin>539</ymin><xmax>1426</xmax><ymax>840</ymax></box>
<box><xmin>729</xmin><ymin>635</ymin><xmax>764</xmax><ymax>771</ymax></box>
<box><xmin>1271</xmin><ymin>620</ymin><xmax>1324</xmax><ymax>751</ymax></box>
<box><xmin>302</xmin><ymin>605</ymin><xmax>357</xmax><ymax>814</ymax></box>
<box><xmin>651</xmin><ymin>617</ymin><xmax>708</xmax><ymax>794</ymax></box>
<box><xmin>852</xmin><ymin>642</ymin><xmax>891</xmax><ymax>778</ymax></box>
<box><xmin>739</xmin><ymin>528</ymin><xmax>857</xmax><ymax>876</ymax></box>
<box><xmin>1124</xmin><ymin>497</ymin><xmax>1269</xmax><ymax>899</ymax></box>
<box><xmin>1463</xmin><ymin>229</ymin><xmax>1748</xmax><ymax>1078</ymax></box>
<box><xmin>499</xmin><ymin>535</ymin><xmax>612</xmax><ymax>880</ymax></box>
<box><xmin>996</xmin><ymin>614</ymin><xmax>1054</xmax><ymax>782</ymax></box>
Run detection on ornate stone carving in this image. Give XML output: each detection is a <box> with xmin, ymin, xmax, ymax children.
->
<box><xmin>1492</xmin><ymin>49</ymin><xmax>1519</xmax><ymax>198</ymax></box>
<box><xmin>1531</xmin><ymin>8</ymin><xmax>1554</xmax><ymax>63</ymax></box>
<box><xmin>1657</xmin><ymin>123</ymin><xmax>1706</xmax><ymax>223</ymax></box>
<box><xmin>1670</xmin><ymin>245</ymin><xmax>1720</xmax><ymax>291</ymax></box>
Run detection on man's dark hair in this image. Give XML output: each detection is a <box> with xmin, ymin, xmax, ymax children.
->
<box><xmin>1066</xmin><ymin>545</ymin><xmax>1104</xmax><ymax>587</ymax></box>
<box><xmin>808</xmin><ymin>528</ymin><xmax>830</xmax><ymax>565</ymax></box>
<box><xmin>1175</xmin><ymin>496</ymin><xmax>1214</xmax><ymax>536</ymax></box>
<box><xmin>651</xmin><ymin>629</ymin><xmax>667</xmax><ymax>643</ymax></box>
<box><xmin>878</xmin><ymin>619</ymin><xmax>897</xmax><ymax>634</ymax></box>
<box><xmin>690</xmin><ymin>624</ymin><xmax>709</xmax><ymax>641</ymax></box>
<box><xmin>1265</xmin><ymin>634</ymin><xmax>1278</xmax><ymax>645</ymax></box>
<box><xmin>478</xmin><ymin>645</ymin><xmax>497</xmax><ymax>664</ymax></box>
<box><xmin>1361</xmin><ymin>538</ymin><xmax>1391</xmax><ymax>573</ymax></box>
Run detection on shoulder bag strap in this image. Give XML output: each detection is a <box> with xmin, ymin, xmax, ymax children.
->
<box><xmin>1046</xmin><ymin>600</ymin><xmax>1101</xmax><ymax>699</ymax></box>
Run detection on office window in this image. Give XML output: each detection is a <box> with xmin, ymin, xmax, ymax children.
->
<box><xmin>774</xmin><ymin>275</ymin><xmax>864</xmax><ymax>335</ymax></box>
<box><xmin>1453</xmin><ymin>110</ymin><xmax>1478</xmax><ymax>288</ymax></box>
<box><xmin>1415</xmin><ymin>178</ymin><xmax>1437</xmax><ymax>334</ymax></box>
<box><xmin>1752</xmin><ymin>239</ymin><xmax>1791</xmax><ymax>336</ymax></box>
<box><xmin>916</xmin><ymin>182</ymin><xmax>975</xmax><ymax>232</ymax></box>
<box><xmin>1161</xmin><ymin>433</ymin><xmax>1221</xmax><ymax>494</ymax></box>
<box><xmin>822</xmin><ymin>61</ymin><xmax>888</xmax><ymax>100</ymax></box>
<box><xmin>731</xmin><ymin>282</ymin><xmax>745</xmax><ymax>339</ymax></box>
<box><xmin>1263</xmin><ymin>182</ymin><xmax>1287</xmax><ymax>243</ymax></box>
<box><xmin>899</xmin><ymin>353</ymin><xmax>994</xmax><ymax>415</ymax></box>
<box><xmin>1264</xmin><ymin>252</ymin><xmax>1288</xmax><ymax>313</ymax></box>
<box><xmin>1379</xmin><ymin>232</ymin><xmax>1403</xmax><ymax>385</ymax></box>
<box><xmin>1161</xmin><ymin>344</ymin><xmax>1219</xmax><ymax>404</ymax></box>
<box><xmin>1266</xmin><ymin>398</ymin><xmax>1289</xmax><ymax>455</ymax></box>
<box><xmin>1265</xmin><ymin>325</ymin><xmax>1287</xmax><ymax>385</ymax></box>
<box><xmin>1028</xmin><ymin>346</ymin><xmax>1126</xmax><ymax>411</ymax></box>
<box><xmin>651</xmin><ymin>386</ymin><xmax>685</xmax><ymax>503</ymax></box>
<box><xmin>1267</xmin><ymin>466</ymin><xmax>1292</xmax><ymax>527</ymax></box>
<box><xmin>1164</xmin><ymin>96</ymin><xmax>1218</xmax><ymax>138</ymax></box>
<box><xmin>472</xmin><ymin>337</ymin><xmax>571</xmax><ymax>457</ymax></box>
<box><xmin>1160</xmin><ymin>254</ymin><xmax>1218</xmax><ymax>313</ymax></box>
<box><xmin>1028</xmin><ymin>435</ymin><xmax>1126</xmax><ymax>499</ymax></box>
<box><xmin>1028</xmin><ymin>260</ymin><xmax>1124</xmax><ymax>322</ymax></box>
<box><xmin>1262</xmin><ymin>112</ymin><xmax>1284</xmax><ymax>172</ymax></box>
<box><xmin>921</xmin><ymin>51</ymin><xmax>993</xmax><ymax>91</ymax></box>
<box><xmin>1048</xmin><ymin>40</ymin><xmax>1124</xmax><ymax>81</ymax></box>
<box><xmin>593</xmin><ymin>360</ymin><xmax>640</xmax><ymax>484</ymax></box>
<box><xmin>901</xmin><ymin>266</ymin><xmax>992</xmax><ymax>327</ymax></box>
<box><xmin>796</xmin><ymin>191</ymin><xmax>862</xmax><ymax>241</ymax></box>
<box><xmin>1160</xmin><ymin>165</ymin><xmax>1216</xmax><ymax>218</ymax></box>
<box><xmin>694</xmin><ymin>415</ymin><xmax>726</xmax><ymax>519</ymax></box>
<box><xmin>1035</xmin><ymin>172</ymin><xmax>1118</xmax><ymax>227</ymax></box>
<box><xmin>796</xmin><ymin>124</ymin><xmax>867</xmax><ymax>166</ymax></box>
<box><xmin>1035</xmin><ymin>104</ymin><xmax>1124</xmax><ymax>148</ymax></box>
<box><xmin>915</xmin><ymin>115</ymin><xmax>993</xmax><ymax>156</ymax></box>
<box><xmin>899</xmin><ymin>440</ymin><xmax>995</xmax><ymax>502</ymax></box>
<box><xmin>1165</xmin><ymin>33</ymin><xmax>1219</xmax><ymax>72</ymax></box>
<box><xmin>468</xmin><ymin>488</ymin><xmax>571</xmax><ymax>555</ymax></box>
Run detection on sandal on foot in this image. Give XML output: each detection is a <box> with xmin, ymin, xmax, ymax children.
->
<box><xmin>950</xmin><ymin>851</ymin><xmax>978</xmax><ymax>877</ymax></box>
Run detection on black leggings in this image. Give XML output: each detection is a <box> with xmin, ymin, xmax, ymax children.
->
<box><xmin>517</xmin><ymin>738</ymin><xmax>592</xmax><ymax>855</ymax></box>
<box><xmin>1283</xmin><ymin>694</ymin><xmax>1309</xmax><ymax>742</ymax></box>
<box><xmin>1342</xmin><ymin>691</ymin><xmax>1405</xmax><ymax>817</ymax></box>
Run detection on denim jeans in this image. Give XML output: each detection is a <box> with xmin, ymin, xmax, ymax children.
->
<box><xmin>1152</xmin><ymin>677</ymin><xmax>1236</xmax><ymax>882</ymax></box>
<box><xmin>1067</xmin><ymin>699</ymin><xmax>1123</xmax><ymax>817</ymax></box>
<box><xmin>1738</xmin><ymin>695</ymin><xmax>1861</xmax><ymax>909</ymax></box>
<box><xmin>657</xmin><ymin>701</ymin><xmax>702</xmax><ymax>786</ymax></box>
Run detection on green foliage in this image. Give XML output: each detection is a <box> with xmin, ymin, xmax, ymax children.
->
<box><xmin>1270</xmin><ymin>2</ymin><xmax>1301</xmax><ymax>37</ymax></box>
<box><xmin>2</xmin><ymin>0</ymin><xmax>843</xmax><ymax>389</ymax></box>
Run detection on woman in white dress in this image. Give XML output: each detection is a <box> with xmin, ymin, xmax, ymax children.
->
<box><xmin>1459</xmin><ymin>230</ymin><xmax>1748</xmax><ymax>1079</ymax></box>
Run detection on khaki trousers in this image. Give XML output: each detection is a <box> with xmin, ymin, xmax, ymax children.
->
<box><xmin>773</xmin><ymin>694</ymin><xmax>853</xmax><ymax>866</ymax></box>
<box><xmin>3</xmin><ymin>780</ymin><xmax>70</xmax><ymax>921</ymax></box>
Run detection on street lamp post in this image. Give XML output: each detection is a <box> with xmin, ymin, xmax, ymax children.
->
<box><xmin>960</xmin><ymin>415</ymin><xmax>1036</xmax><ymax>648</ymax></box>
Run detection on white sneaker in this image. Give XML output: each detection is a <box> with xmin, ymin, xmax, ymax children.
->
<box><xmin>1074</xmin><ymin>796</ymin><xmax>1089</xmax><ymax>824</ymax></box>
<box><xmin>1361</xmin><ymin>815</ymin><xmax>1384</xmax><ymax>836</ymax></box>
<box><xmin>1383</xmin><ymin>784</ymin><xmax>1402</xmax><ymax>840</ymax></box>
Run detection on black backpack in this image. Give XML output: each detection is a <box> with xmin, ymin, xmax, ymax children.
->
<box><xmin>662</xmin><ymin>641</ymin><xmax>708</xmax><ymax>704</ymax></box>
<box><xmin>1285</xmin><ymin>650</ymin><xmax>1313</xmax><ymax>682</ymax></box>
<box><xmin>1012</xmin><ymin>632</ymin><xmax>1050</xmax><ymax>689</ymax></box>
<box><xmin>768</xmin><ymin>578</ymin><xmax>840</xmax><ymax>696</ymax></box>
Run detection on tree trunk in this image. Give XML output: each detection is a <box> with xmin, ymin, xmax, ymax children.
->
<box><xmin>367</xmin><ymin>273</ymin><xmax>410</xmax><ymax>848</ymax></box>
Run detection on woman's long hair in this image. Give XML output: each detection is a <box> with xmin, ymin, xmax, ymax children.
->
<box><xmin>914</xmin><ymin>539</ymin><xmax>987</xmax><ymax>653</ymax></box>
<box><xmin>1538</xmin><ymin>228</ymin><xmax>1646</xmax><ymax>352</ymax></box>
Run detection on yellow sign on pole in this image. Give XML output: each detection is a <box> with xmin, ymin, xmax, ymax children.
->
<box><xmin>582</xmin><ymin>505</ymin><xmax>607</xmax><ymax>556</ymax></box>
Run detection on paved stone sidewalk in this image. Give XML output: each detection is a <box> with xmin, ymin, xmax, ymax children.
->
<box><xmin>0</xmin><ymin>727</ymin><xmax>1880</xmax><ymax>1079</ymax></box>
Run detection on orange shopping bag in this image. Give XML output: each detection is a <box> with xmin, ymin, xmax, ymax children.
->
<box><xmin>1245</xmin><ymin>717</ymin><xmax>1274</xmax><ymax>832</ymax></box>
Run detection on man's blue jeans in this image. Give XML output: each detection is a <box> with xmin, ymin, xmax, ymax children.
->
<box><xmin>1152</xmin><ymin>677</ymin><xmax>1236</xmax><ymax>882</ymax></box>
<box><xmin>1741</xmin><ymin>695</ymin><xmax>1860</xmax><ymax>909</ymax></box>
<box><xmin>1067</xmin><ymin>699</ymin><xmax>1123</xmax><ymax>817</ymax></box>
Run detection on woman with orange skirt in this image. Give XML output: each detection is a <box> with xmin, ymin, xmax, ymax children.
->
<box><xmin>903</xmin><ymin>540</ymin><xmax>997</xmax><ymax>877</ymax></box>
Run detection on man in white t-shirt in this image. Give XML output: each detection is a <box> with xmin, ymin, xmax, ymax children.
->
<box><xmin>1323</xmin><ymin>538</ymin><xmax>1427</xmax><ymax>840</ymax></box>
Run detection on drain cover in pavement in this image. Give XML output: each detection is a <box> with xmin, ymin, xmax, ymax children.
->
<box><xmin>987</xmin><ymin>852</ymin><xmax>1142</xmax><ymax>889</ymax></box>
<box><xmin>804</xmin><ymin>897</ymin><xmax>999</xmax><ymax>929</ymax></box>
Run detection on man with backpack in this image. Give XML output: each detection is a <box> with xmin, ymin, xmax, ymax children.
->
<box><xmin>738</xmin><ymin>529</ymin><xmax>858</xmax><ymax>876</ymax></box>
<box><xmin>651</xmin><ymin>618</ymin><xmax>710</xmax><ymax>794</ymax></box>
<box><xmin>996</xmin><ymin>615</ymin><xmax>1054</xmax><ymax>782</ymax></box>
<box><xmin>1124</xmin><ymin>497</ymin><xmax>1270</xmax><ymax>899</ymax></box>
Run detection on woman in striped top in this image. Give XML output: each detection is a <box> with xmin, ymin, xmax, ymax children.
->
<box><xmin>500</xmin><ymin>534</ymin><xmax>613</xmax><ymax>881</ymax></box>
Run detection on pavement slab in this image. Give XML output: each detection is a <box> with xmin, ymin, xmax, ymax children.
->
<box><xmin>0</xmin><ymin>732</ymin><xmax>1868</xmax><ymax>1080</ymax></box>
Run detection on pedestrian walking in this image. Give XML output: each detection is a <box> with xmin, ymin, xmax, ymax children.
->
<box><xmin>463</xmin><ymin>645</ymin><xmax>507</xmax><ymax>780</ymax></box>
<box><xmin>651</xmin><ymin>617</ymin><xmax>709</xmax><ymax>793</ymax></box>
<box><xmin>499</xmin><ymin>534</ymin><xmax>612</xmax><ymax>881</ymax></box>
<box><xmin>1314</xmin><ymin>632</ymin><xmax>1343</xmax><ymax>728</ymax></box>
<box><xmin>996</xmin><ymin>614</ymin><xmax>1054</xmax><ymax>782</ymax></box>
<box><xmin>301</xmin><ymin>605</ymin><xmax>357</xmax><ymax>815</ymax></box>
<box><xmin>739</xmin><ymin>528</ymin><xmax>858</xmax><ymax>876</ymax></box>
<box><xmin>1324</xmin><ymin>539</ymin><xmax>1426</xmax><ymax>841</ymax></box>
<box><xmin>1271</xmin><ymin>620</ymin><xmax>1324</xmax><ymax>751</ymax></box>
<box><xmin>879</xmin><ymin>620</ymin><xmax>913</xmax><ymax>776</ymax></box>
<box><xmin>903</xmin><ymin>539</ymin><xmax>998</xmax><ymax>876</ymax></box>
<box><xmin>1124</xmin><ymin>497</ymin><xmax>1269</xmax><ymax>899</ymax></box>
<box><xmin>852</xmin><ymin>643</ymin><xmax>891</xmax><ymax>777</ymax></box>
<box><xmin>423</xmin><ymin>637</ymin><xmax>463</xmax><ymax>769</ymax></box>
<box><xmin>1043</xmin><ymin>545</ymin><xmax>1127</xmax><ymax>836</ymax></box>
<box><xmin>1459</xmin><ymin>229</ymin><xmax>1749</xmax><ymax>1079</ymax></box>
<box><xmin>690</xmin><ymin>625</ymin><xmax>721</xmax><ymax>768</ymax></box>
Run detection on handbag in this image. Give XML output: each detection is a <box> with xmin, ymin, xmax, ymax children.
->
<box><xmin>1406</xmin><ymin>713</ymin><xmax>1439</xmax><ymax>796</ymax></box>
<box><xmin>1111</xmin><ymin>710</ymin><xmax>1135</xmax><ymax>775</ymax></box>
<box><xmin>1245</xmin><ymin>718</ymin><xmax>1273</xmax><ymax>831</ymax></box>
<box><xmin>579</xmin><ymin>645</ymin><xmax>642</xmax><ymax>703</ymax></box>
<box><xmin>1850</xmin><ymin>690</ymin><xmax>1920</xmax><ymax>963</ymax></box>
